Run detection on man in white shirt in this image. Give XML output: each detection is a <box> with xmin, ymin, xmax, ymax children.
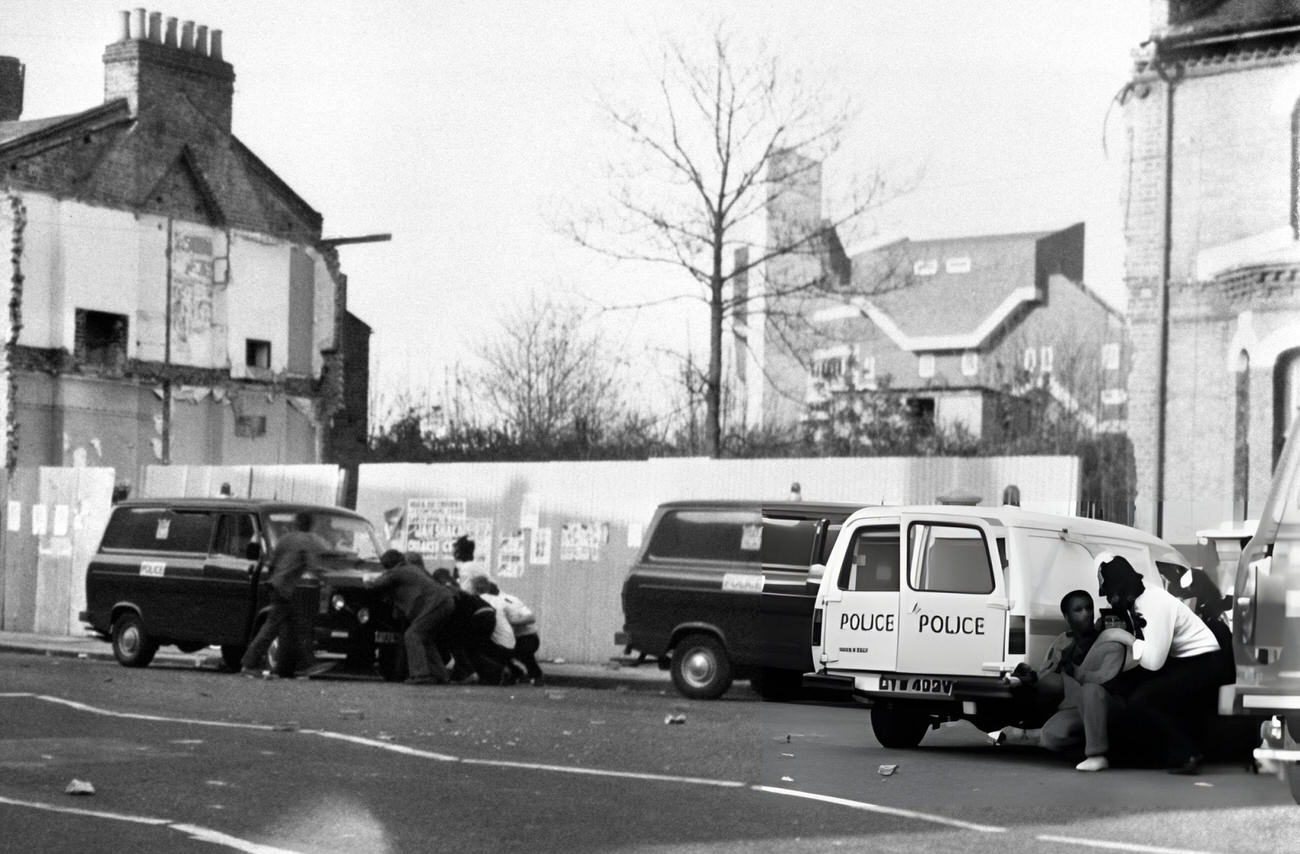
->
<box><xmin>1094</xmin><ymin>553</ymin><xmax>1223</xmax><ymax>775</ymax></box>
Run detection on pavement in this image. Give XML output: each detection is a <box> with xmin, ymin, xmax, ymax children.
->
<box><xmin>0</xmin><ymin>630</ymin><xmax>674</xmax><ymax>692</ymax></box>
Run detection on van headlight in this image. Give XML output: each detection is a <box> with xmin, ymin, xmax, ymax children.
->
<box><xmin>356</xmin><ymin>607</ymin><xmax>371</xmax><ymax>625</ymax></box>
<box><xmin>330</xmin><ymin>594</ymin><xmax>347</xmax><ymax>612</ymax></box>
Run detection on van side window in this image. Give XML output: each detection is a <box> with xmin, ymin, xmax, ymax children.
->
<box><xmin>158</xmin><ymin>511</ymin><xmax>215</xmax><ymax>554</ymax></box>
<box><xmin>213</xmin><ymin>513</ymin><xmax>257</xmax><ymax>558</ymax></box>
<box><xmin>836</xmin><ymin>527</ymin><xmax>901</xmax><ymax>591</ymax></box>
<box><xmin>762</xmin><ymin>516</ymin><xmax>822</xmax><ymax>569</ymax></box>
<box><xmin>908</xmin><ymin>523</ymin><xmax>993</xmax><ymax>594</ymax></box>
<box><xmin>646</xmin><ymin>510</ymin><xmax>761</xmax><ymax>563</ymax></box>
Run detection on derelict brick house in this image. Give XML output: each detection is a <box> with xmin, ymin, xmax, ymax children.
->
<box><xmin>0</xmin><ymin>9</ymin><xmax>368</xmax><ymax>485</ymax></box>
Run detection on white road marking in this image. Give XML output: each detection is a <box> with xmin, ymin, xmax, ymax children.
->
<box><xmin>752</xmin><ymin>785</ymin><xmax>1007</xmax><ymax>833</ymax></box>
<box><xmin>464</xmin><ymin>756</ymin><xmax>747</xmax><ymax>787</ymax></box>
<box><xmin>4</xmin><ymin>693</ymin><xmax>1011</xmax><ymax>836</ymax></box>
<box><xmin>0</xmin><ymin>796</ymin><xmax>303</xmax><ymax>854</ymax></box>
<box><xmin>1036</xmin><ymin>834</ymin><xmax>1221</xmax><ymax>854</ymax></box>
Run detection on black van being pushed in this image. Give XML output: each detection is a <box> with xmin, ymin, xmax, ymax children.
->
<box><xmin>80</xmin><ymin>499</ymin><xmax>404</xmax><ymax>677</ymax></box>
<box><xmin>616</xmin><ymin>500</ymin><xmax>861</xmax><ymax>699</ymax></box>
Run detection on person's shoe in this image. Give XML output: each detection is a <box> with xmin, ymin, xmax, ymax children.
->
<box><xmin>1075</xmin><ymin>755</ymin><xmax>1110</xmax><ymax>772</ymax></box>
<box><xmin>1168</xmin><ymin>755</ymin><xmax>1203</xmax><ymax>775</ymax></box>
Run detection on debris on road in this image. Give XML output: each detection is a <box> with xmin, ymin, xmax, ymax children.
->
<box><xmin>65</xmin><ymin>779</ymin><xmax>95</xmax><ymax>796</ymax></box>
<box><xmin>664</xmin><ymin>713</ymin><xmax>686</xmax><ymax>725</ymax></box>
<box><xmin>878</xmin><ymin>764</ymin><xmax>898</xmax><ymax>777</ymax></box>
<box><xmin>338</xmin><ymin>709</ymin><xmax>365</xmax><ymax>720</ymax></box>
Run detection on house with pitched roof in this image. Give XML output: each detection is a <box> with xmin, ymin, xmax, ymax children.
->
<box><xmin>736</xmin><ymin>173</ymin><xmax>1127</xmax><ymax>443</ymax></box>
<box><xmin>0</xmin><ymin>9</ymin><xmax>367</xmax><ymax>485</ymax></box>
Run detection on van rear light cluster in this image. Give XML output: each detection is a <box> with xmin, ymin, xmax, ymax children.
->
<box><xmin>812</xmin><ymin>608</ymin><xmax>823</xmax><ymax>646</ymax></box>
<box><xmin>1008</xmin><ymin>615</ymin><xmax>1025</xmax><ymax>655</ymax></box>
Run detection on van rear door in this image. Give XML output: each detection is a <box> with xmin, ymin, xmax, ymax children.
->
<box><xmin>204</xmin><ymin>512</ymin><xmax>262</xmax><ymax>645</ymax></box>
<box><xmin>896</xmin><ymin>512</ymin><xmax>1007</xmax><ymax>677</ymax></box>
<box><xmin>817</xmin><ymin>517</ymin><xmax>902</xmax><ymax>674</ymax></box>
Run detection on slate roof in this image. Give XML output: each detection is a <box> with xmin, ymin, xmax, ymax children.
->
<box><xmin>838</xmin><ymin>226</ymin><xmax>1093</xmax><ymax>352</ymax></box>
<box><xmin>0</xmin><ymin>96</ymin><xmax>321</xmax><ymax>238</ymax></box>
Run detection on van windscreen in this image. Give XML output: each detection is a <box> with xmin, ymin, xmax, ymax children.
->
<box><xmin>647</xmin><ymin>509</ymin><xmax>760</xmax><ymax>563</ymax></box>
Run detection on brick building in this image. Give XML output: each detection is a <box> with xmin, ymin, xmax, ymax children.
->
<box><xmin>1122</xmin><ymin>1</ymin><xmax>1300</xmax><ymax>541</ymax></box>
<box><xmin>0</xmin><ymin>9</ymin><xmax>369</xmax><ymax>488</ymax></box>
<box><xmin>737</xmin><ymin>155</ymin><xmax>1125</xmax><ymax>445</ymax></box>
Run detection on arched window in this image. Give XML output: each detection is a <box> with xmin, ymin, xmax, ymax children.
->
<box><xmin>1234</xmin><ymin>351</ymin><xmax>1249</xmax><ymax>520</ymax></box>
<box><xmin>1273</xmin><ymin>348</ymin><xmax>1300</xmax><ymax>467</ymax></box>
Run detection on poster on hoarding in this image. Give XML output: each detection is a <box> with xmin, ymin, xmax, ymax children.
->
<box><xmin>497</xmin><ymin>530</ymin><xmax>526</xmax><ymax>578</ymax></box>
<box><xmin>530</xmin><ymin>527</ymin><xmax>552</xmax><ymax>566</ymax></box>
<box><xmin>559</xmin><ymin>521</ymin><xmax>608</xmax><ymax>562</ymax></box>
<box><xmin>402</xmin><ymin>498</ymin><xmax>493</xmax><ymax>571</ymax></box>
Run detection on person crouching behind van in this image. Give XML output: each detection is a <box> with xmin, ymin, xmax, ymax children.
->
<box><xmin>999</xmin><ymin>590</ymin><xmax>1100</xmax><ymax>744</ymax></box>
<box><xmin>1093</xmin><ymin>553</ymin><xmax>1223</xmax><ymax>775</ymax></box>
<box><xmin>490</xmin><ymin>581</ymin><xmax>544</xmax><ymax>686</ymax></box>
<box><xmin>368</xmin><ymin>550</ymin><xmax>455</xmax><ymax>685</ymax></box>
<box><xmin>470</xmin><ymin>576</ymin><xmax>519</xmax><ymax>686</ymax></box>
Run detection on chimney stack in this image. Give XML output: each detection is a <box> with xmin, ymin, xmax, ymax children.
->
<box><xmin>0</xmin><ymin>56</ymin><xmax>24</xmax><ymax>122</ymax></box>
<box><xmin>104</xmin><ymin>8</ymin><xmax>235</xmax><ymax>130</ymax></box>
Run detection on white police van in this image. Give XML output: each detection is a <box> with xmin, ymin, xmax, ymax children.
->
<box><xmin>809</xmin><ymin>504</ymin><xmax>1191</xmax><ymax>748</ymax></box>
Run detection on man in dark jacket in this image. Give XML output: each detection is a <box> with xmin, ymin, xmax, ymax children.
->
<box><xmin>369</xmin><ymin>550</ymin><xmax>455</xmax><ymax>684</ymax></box>
<box><xmin>241</xmin><ymin>511</ymin><xmax>326</xmax><ymax>678</ymax></box>
<box><xmin>432</xmin><ymin>566</ymin><xmax>504</xmax><ymax>683</ymax></box>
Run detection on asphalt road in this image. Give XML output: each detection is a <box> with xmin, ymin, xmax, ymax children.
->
<box><xmin>1</xmin><ymin>652</ymin><xmax>1297</xmax><ymax>853</ymax></box>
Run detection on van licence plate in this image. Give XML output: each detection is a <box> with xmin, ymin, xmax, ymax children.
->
<box><xmin>867</xmin><ymin>674</ymin><xmax>954</xmax><ymax>696</ymax></box>
<box><xmin>373</xmin><ymin>631</ymin><xmax>400</xmax><ymax>644</ymax></box>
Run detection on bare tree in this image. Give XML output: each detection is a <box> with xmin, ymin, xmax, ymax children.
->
<box><xmin>475</xmin><ymin>294</ymin><xmax>627</xmax><ymax>446</ymax></box>
<box><xmin>567</xmin><ymin>26</ymin><xmax>900</xmax><ymax>456</ymax></box>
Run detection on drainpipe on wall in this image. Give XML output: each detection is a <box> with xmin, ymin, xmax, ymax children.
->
<box><xmin>1153</xmin><ymin>55</ymin><xmax>1184</xmax><ymax>539</ymax></box>
<box><xmin>162</xmin><ymin>217</ymin><xmax>172</xmax><ymax>465</ymax></box>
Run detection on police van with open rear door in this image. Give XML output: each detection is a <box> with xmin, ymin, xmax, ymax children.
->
<box><xmin>809</xmin><ymin>503</ymin><xmax>1192</xmax><ymax>748</ymax></box>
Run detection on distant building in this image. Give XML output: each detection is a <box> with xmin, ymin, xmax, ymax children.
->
<box><xmin>735</xmin><ymin>155</ymin><xmax>1125</xmax><ymax>444</ymax></box>
<box><xmin>0</xmin><ymin>9</ymin><xmax>368</xmax><ymax>482</ymax></box>
<box><xmin>1121</xmin><ymin>1</ymin><xmax>1300</xmax><ymax>541</ymax></box>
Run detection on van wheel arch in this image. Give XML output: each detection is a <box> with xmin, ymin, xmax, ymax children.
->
<box><xmin>110</xmin><ymin>611</ymin><xmax>158</xmax><ymax>668</ymax></box>
<box><xmin>670</xmin><ymin>632</ymin><xmax>733</xmax><ymax>700</ymax></box>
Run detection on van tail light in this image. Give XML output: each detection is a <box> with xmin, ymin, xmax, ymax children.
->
<box><xmin>812</xmin><ymin>608</ymin><xmax>823</xmax><ymax>646</ymax></box>
<box><xmin>1008</xmin><ymin>615</ymin><xmax>1025</xmax><ymax>655</ymax></box>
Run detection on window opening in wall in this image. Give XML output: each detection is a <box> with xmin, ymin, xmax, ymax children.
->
<box><xmin>76</xmin><ymin>309</ymin><xmax>128</xmax><ymax>368</ymax></box>
<box><xmin>906</xmin><ymin>397</ymin><xmax>935</xmax><ymax>435</ymax></box>
<box><xmin>246</xmin><ymin>339</ymin><xmax>271</xmax><ymax>370</ymax></box>
<box><xmin>918</xmin><ymin>353</ymin><xmax>935</xmax><ymax>378</ymax></box>
<box><xmin>1102</xmin><ymin>342</ymin><xmax>1121</xmax><ymax>371</ymax></box>
<box><xmin>960</xmin><ymin>351</ymin><xmax>979</xmax><ymax>376</ymax></box>
<box><xmin>1040</xmin><ymin>345</ymin><xmax>1054</xmax><ymax>373</ymax></box>
<box><xmin>818</xmin><ymin>357</ymin><xmax>843</xmax><ymax>380</ymax></box>
<box><xmin>235</xmin><ymin>415</ymin><xmax>268</xmax><ymax>438</ymax></box>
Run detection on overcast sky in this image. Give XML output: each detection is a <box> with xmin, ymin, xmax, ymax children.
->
<box><xmin>3</xmin><ymin>0</ymin><xmax>1152</xmax><ymax>422</ymax></box>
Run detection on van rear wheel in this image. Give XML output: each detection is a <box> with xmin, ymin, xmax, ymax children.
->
<box><xmin>671</xmin><ymin>634</ymin><xmax>732</xmax><ymax>700</ymax></box>
<box><xmin>111</xmin><ymin>613</ymin><xmax>158</xmax><ymax>668</ymax></box>
<box><xmin>871</xmin><ymin>703</ymin><xmax>930</xmax><ymax>748</ymax></box>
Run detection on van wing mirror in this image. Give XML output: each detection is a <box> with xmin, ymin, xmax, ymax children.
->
<box><xmin>245</xmin><ymin>541</ymin><xmax>262</xmax><ymax>561</ymax></box>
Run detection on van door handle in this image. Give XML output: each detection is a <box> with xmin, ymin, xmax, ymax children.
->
<box><xmin>986</xmin><ymin>600</ymin><xmax>1013</xmax><ymax>611</ymax></box>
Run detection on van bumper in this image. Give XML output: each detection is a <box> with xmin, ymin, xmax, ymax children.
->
<box><xmin>1219</xmin><ymin>681</ymin><xmax>1300</xmax><ymax>717</ymax></box>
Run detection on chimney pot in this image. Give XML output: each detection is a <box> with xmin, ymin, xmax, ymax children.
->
<box><xmin>118</xmin><ymin>10</ymin><xmax>131</xmax><ymax>42</ymax></box>
<box><xmin>133</xmin><ymin>8</ymin><xmax>146</xmax><ymax>40</ymax></box>
<box><xmin>210</xmin><ymin>29</ymin><xmax>223</xmax><ymax>61</ymax></box>
<box><xmin>148</xmin><ymin>11</ymin><xmax>162</xmax><ymax>43</ymax></box>
<box><xmin>196</xmin><ymin>25</ymin><xmax>208</xmax><ymax>56</ymax></box>
<box><xmin>181</xmin><ymin>20</ymin><xmax>194</xmax><ymax>51</ymax></box>
<box><xmin>165</xmin><ymin>16</ymin><xmax>178</xmax><ymax>48</ymax></box>
<box><xmin>0</xmin><ymin>56</ymin><xmax>25</xmax><ymax>122</ymax></box>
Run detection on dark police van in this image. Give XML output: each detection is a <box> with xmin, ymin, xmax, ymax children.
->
<box><xmin>80</xmin><ymin>499</ymin><xmax>403</xmax><ymax>677</ymax></box>
<box><xmin>616</xmin><ymin>500</ymin><xmax>861</xmax><ymax>699</ymax></box>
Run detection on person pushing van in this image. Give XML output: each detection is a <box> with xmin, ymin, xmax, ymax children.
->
<box><xmin>241</xmin><ymin>511</ymin><xmax>331</xmax><ymax>679</ymax></box>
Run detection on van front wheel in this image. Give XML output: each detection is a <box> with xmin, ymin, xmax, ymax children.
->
<box><xmin>871</xmin><ymin>703</ymin><xmax>930</xmax><ymax>748</ymax></box>
<box><xmin>111</xmin><ymin>613</ymin><xmax>158</xmax><ymax>668</ymax></box>
<box><xmin>671</xmin><ymin>634</ymin><xmax>732</xmax><ymax>700</ymax></box>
